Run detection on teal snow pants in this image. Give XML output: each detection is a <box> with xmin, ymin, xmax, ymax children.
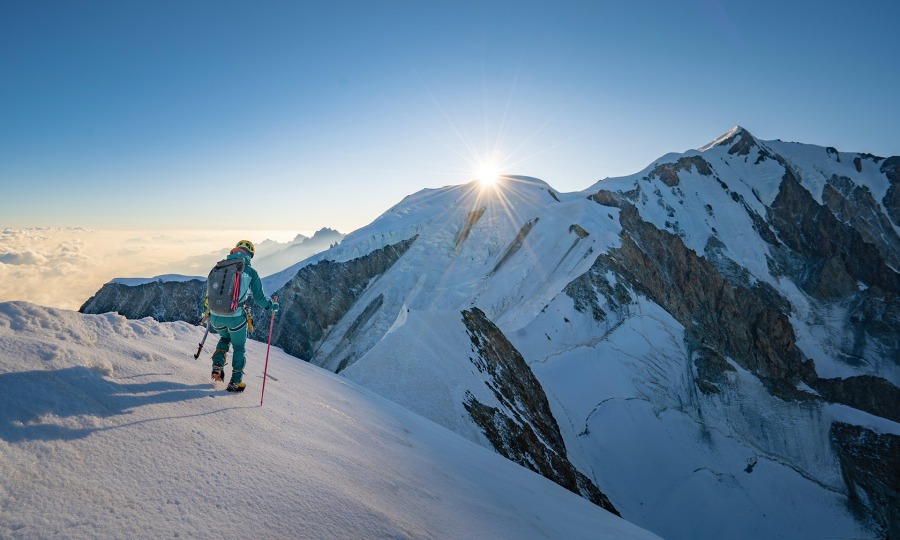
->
<box><xmin>209</xmin><ymin>312</ymin><xmax>248</xmax><ymax>384</ymax></box>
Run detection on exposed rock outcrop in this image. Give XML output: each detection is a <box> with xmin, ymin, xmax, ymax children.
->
<box><xmin>693</xmin><ymin>346</ymin><xmax>736</xmax><ymax>395</ymax></box>
<box><xmin>455</xmin><ymin>207</ymin><xmax>485</xmax><ymax>251</ymax></box>
<box><xmin>770</xmin><ymin>170</ymin><xmax>899</xmax><ymax>296</ymax></box>
<box><xmin>846</xmin><ymin>288</ymin><xmax>900</xmax><ymax>361</ymax></box>
<box><xmin>822</xmin><ymin>174</ymin><xmax>900</xmax><ymax>270</ymax></box>
<box><xmin>80</xmin><ymin>280</ymin><xmax>205</xmax><ymax>324</ymax></box>
<box><xmin>813</xmin><ymin>376</ymin><xmax>900</xmax><ymax>423</ymax></box>
<box><xmin>882</xmin><ymin>156</ymin><xmax>900</xmax><ymax>227</ymax></box>
<box><xmin>490</xmin><ymin>218</ymin><xmax>539</xmax><ymax>275</ymax></box>
<box><xmin>768</xmin><ymin>162</ymin><xmax>900</xmax><ymax>365</ymax></box>
<box><xmin>588</xmin><ymin>188</ymin><xmax>639</xmax><ymax>208</ymax></box>
<box><xmin>569</xmin><ymin>224</ymin><xmax>590</xmax><ymax>238</ymax></box>
<box><xmin>564</xmin><ymin>263</ymin><xmax>631</xmax><ymax>325</ymax></box>
<box><xmin>830</xmin><ymin>422</ymin><xmax>900</xmax><ymax>538</ymax></box>
<box><xmin>647</xmin><ymin>156</ymin><xmax>713</xmax><ymax>187</ymax></box>
<box><xmin>461</xmin><ymin>307</ymin><xmax>619</xmax><ymax>515</ymax></box>
<box><xmin>706</xmin><ymin>126</ymin><xmax>759</xmax><ymax>157</ymax></box>
<box><xmin>249</xmin><ymin>237</ymin><xmax>417</xmax><ymax>360</ymax></box>
<box><xmin>594</xmin><ymin>203</ymin><xmax>814</xmax><ymax>388</ymax></box>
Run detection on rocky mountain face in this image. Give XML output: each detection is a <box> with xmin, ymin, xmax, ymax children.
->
<box><xmin>461</xmin><ymin>307</ymin><xmax>619</xmax><ymax>514</ymax></box>
<box><xmin>563</xmin><ymin>128</ymin><xmax>897</xmax><ymax>537</ymax></box>
<box><xmin>79</xmin><ymin>127</ymin><xmax>898</xmax><ymax>539</ymax></box>
<box><xmin>830</xmin><ymin>422</ymin><xmax>900</xmax><ymax>539</ymax></box>
<box><xmin>80</xmin><ymin>279</ymin><xmax>205</xmax><ymax>324</ymax></box>
<box><xmin>247</xmin><ymin>237</ymin><xmax>417</xmax><ymax>363</ymax></box>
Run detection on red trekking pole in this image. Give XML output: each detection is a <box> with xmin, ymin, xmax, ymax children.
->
<box><xmin>260</xmin><ymin>295</ymin><xmax>278</xmax><ymax>407</ymax></box>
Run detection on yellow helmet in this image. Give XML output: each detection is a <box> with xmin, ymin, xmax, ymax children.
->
<box><xmin>234</xmin><ymin>239</ymin><xmax>255</xmax><ymax>258</ymax></box>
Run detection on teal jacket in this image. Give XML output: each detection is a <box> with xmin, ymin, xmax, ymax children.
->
<box><xmin>208</xmin><ymin>251</ymin><xmax>275</xmax><ymax>318</ymax></box>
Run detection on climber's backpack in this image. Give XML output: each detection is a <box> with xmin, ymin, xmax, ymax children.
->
<box><xmin>206</xmin><ymin>258</ymin><xmax>250</xmax><ymax>316</ymax></box>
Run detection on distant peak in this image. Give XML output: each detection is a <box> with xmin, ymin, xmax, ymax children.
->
<box><xmin>697</xmin><ymin>126</ymin><xmax>756</xmax><ymax>152</ymax></box>
<box><xmin>699</xmin><ymin>126</ymin><xmax>756</xmax><ymax>153</ymax></box>
<box><xmin>312</xmin><ymin>227</ymin><xmax>342</xmax><ymax>238</ymax></box>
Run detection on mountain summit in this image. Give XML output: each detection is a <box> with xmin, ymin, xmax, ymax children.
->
<box><xmin>82</xmin><ymin>128</ymin><xmax>899</xmax><ymax>539</ymax></box>
<box><xmin>697</xmin><ymin>125</ymin><xmax>755</xmax><ymax>151</ymax></box>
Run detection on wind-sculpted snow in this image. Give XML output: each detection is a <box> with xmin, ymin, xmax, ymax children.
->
<box><xmin>0</xmin><ymin>302</ymin><xmax>656</xmax><ymax>539</ymax></box>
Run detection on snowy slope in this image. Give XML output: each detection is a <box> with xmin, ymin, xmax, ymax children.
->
<box><xmin>347</xmin><ymin>297</ymin><xmax>886</xmax><ymax>539</ymax></box>
<box><xmin>0</xmin><ymin>301</ymin><xmax>655</xmax><ymax>539</ymax></box>
<box><xmin>277</xmin><ymin>130</ymin><xmax>897</xmax><ymax>539</ymax></box>
<box><xmin>514</xmin><ymin>295</ymin><xmax>889</xmax><ymax>539</ymax></box>
<box><xmin>299</xmin><ymin>176</ymin><xmax>621</xmax><ymax>372</ymax></box>
<box><xmin>343</xmin><ymin>309</ymin><xmax>494</xmax><ymax>444</ymax></box>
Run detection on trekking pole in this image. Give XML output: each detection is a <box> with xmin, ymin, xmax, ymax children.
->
<box><xmin>193</xmin><ymin>312</ymin><xmax>210</xmax><ymax>360</ymax></box>
<box><xmin>260</xmin><ymin>295</ymin><xmax>278</xmax><ymax>407</ymax></box>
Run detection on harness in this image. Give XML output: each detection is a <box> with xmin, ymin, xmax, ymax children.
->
<box><xmin>211</xmin><ymin>303</ymin><xmax>254</xmax><ymax>333</ymax></box>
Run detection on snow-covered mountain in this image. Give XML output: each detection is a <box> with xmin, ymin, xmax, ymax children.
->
<box><xmin>252</xmin><ymin>228</ymin><xmax>345</xmax><ymax>277</ymax></box>
<box><xmin>0</xmin><ymin>301</ymin><xmax>654</xmax><ymax>539</ymax></box>
<box><xmin>81</xmin><ymin>127</ymin><xmax>900</xmax><ymax>538</ymax></box>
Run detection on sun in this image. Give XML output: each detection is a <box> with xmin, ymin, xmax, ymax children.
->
<box><xmin>475</xmin><ymin>152</ymin><xmax>507</xmax><ymax>189</ymax></box>
<box><xmin>477</xmin><ymin>163</ymin><xmax>500</xmax><ymax>187</ymax></box>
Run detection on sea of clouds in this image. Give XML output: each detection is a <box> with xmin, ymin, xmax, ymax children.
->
<box><xmin>0</xmin><ymin>228</ymin><xmax>298</xmax><ymax>310</ymax></box>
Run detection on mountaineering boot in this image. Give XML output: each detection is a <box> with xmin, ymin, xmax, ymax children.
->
<box><xmin>211</xmin><ymin>346</ymin><xmax>228</xmax><ymax>382</ymax></box>
<box><xmin>226</xmin><ymin>381</ymin><xmax>246</xmax><ymax>393</ymax></box>
<box><xmin>211</xmin><ymin>366</ymin><xmax>225</xmax><ymax>382</ymax></box>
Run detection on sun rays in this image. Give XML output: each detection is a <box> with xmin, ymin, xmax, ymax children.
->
<box><xmin>395</xmin><ymin>50</ymin><xmax>572</xmax><ymax>262</ymax></box>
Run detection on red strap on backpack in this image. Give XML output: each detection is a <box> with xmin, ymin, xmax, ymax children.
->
<box><xmin>230</xmin><ymin>272</ymin><xmax>242</xmax><ymax>312</ymax></box>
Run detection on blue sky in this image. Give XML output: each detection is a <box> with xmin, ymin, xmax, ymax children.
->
<box><xmin>2</xmin><ymin>0</ymin><xmax>898</xmax><ymax>233</ymax></box>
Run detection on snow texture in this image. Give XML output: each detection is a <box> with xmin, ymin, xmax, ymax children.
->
<box><xmin>0</xmin><ymin>301</ymin><xmax>654</xmax><ymax>539</ymax></box>
<box><xmin>516</xmin><ymin>298</ymin><xmax>876</xmax><ymax>539</ymax></box>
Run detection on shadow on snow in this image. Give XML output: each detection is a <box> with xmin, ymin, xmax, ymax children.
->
<box><xmin>0</xmin><ymin>366</ymin><xmax>231</xmax><ymax>442</ymax></box>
